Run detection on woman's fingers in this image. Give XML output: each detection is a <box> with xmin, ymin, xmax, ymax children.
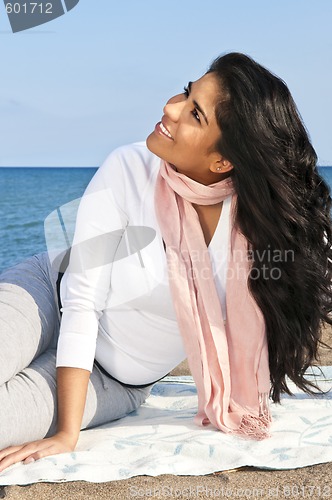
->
<box><xmin>0</xmin><ymin>444</ymin><xmax>25</xmax><ymax>460</ymax></box>
<box><xmin>0</xmin><ymin>442</ymin><xmax>44</xmax><ymax>472</ymax></box>
<box><xmin>0</xmin><ymin>437</ymin><xmax>69</xmax><ymax>472</ymax></box>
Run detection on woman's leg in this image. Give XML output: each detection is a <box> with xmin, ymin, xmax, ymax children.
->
<box><xmin>0</xmin><ymin>251</ymin><xmax>152</xmax><ymax>449</ymax></box>
<box><xmin>0</xmin><ymin>349</ymin><xmax>153</xmax><ymax>448</ymax></box>
<box><xmin>0</xmin><ymin>251</ymin><xmax>60</xmax><ymax>385</ymax></box>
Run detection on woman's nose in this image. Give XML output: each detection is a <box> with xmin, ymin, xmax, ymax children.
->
<box><xmin>163</xmin><ymin>94</ymin><xmax>186</xmax><ymax>122</ymax></box>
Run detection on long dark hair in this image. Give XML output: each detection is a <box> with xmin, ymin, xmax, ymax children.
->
<box><xmin>207</xmin><ymin>52</ymin><xmax>332</xmax><ymax>402</ymax></box>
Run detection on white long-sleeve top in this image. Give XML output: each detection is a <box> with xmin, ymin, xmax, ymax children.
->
<box><xmin>56</xmin><ymin>142</ymin><xmax>232</xmax><ymax>385</ymax></box>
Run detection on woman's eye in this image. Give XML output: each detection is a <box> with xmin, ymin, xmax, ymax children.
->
<box><xmin>192</xmin><ymin>109</ymin><xmax>201</xmax><ymax>122</ymax></box>
<box><xmin>183</xmin><ymin>86</ymin><xmax>200</xmax><ymax>122</ymax></box>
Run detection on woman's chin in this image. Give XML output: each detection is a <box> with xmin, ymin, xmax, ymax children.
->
<box><xmin>145</xmin><ymin>132</ymin><xmax>154</xmax><ymax>152</ymax></box>
<box><xmin>146</xmin><ymin>133</ymin><xmax>167</xmax><ymax>160</ymax></box>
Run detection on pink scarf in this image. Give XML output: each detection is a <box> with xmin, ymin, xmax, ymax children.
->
<box><xmin>154</xmin><ymin>161</ymin><xmax>272</xmax><ymax>440</ymax></box>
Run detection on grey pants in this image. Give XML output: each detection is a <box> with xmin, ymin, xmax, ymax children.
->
<box><xmin>0</xmin><ymin>251</ymin><xmax>153</xmax><ymax>449</ymax></box>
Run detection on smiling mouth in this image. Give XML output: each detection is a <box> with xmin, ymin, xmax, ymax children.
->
<box><xmin>157</xmin><ymin>121</ymin><xmax>173</xmax><ymax>140</ymax></box>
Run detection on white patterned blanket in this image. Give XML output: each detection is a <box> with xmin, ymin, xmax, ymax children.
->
<box><xmin>0</xmin><ymin>367</ymin><xmax>331</xmax><ymax>485</ymax></box>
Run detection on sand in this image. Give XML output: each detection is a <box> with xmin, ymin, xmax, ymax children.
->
<box><xmin>1</xmin><ymin>326</ymin><xmax>331</xmax><ymax>499</ymax></box>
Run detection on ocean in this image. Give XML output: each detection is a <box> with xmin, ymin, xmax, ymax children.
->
<box><xmin>0</xmin><ymin>167</ymin><xmax>97</xmax><ymax>273</ymax></box>
<box><xmin>0</xmin><ymin>166</ymin><xmax>331</xmax><ymax>274</ymax></box>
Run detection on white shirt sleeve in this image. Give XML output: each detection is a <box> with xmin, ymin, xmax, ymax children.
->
<box><xmin>56</xmin><ymin>149</ymin><xmax>128</xmax><ymax>372</ymax></box>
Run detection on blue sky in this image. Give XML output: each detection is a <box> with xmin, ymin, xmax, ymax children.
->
<box><xmin>0</xmin><ymin>0</ymin><xmax>331</xmax><ymax>167</ymax></box>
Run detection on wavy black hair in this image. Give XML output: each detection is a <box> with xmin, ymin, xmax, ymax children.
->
<box><xmin>207</xmin><ymin>52</ymin><xmax>332</xmax><ymax>402</ymax></box>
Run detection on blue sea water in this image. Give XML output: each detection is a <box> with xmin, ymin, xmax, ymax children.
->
<box><xmin>0</xmin><ymin>166</ymin><xmax>331</xmax><ymax>274</ymax></box>
<box><xmin>0</xmin><ymin>167</ymin><xmax>97</xmax><ymax>273</ymax></box>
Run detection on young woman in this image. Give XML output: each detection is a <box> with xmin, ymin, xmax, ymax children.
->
<box><xmin>0</xmin><ymin>52</ymin><xmax>331</xmax><ymax>472</ymax></box>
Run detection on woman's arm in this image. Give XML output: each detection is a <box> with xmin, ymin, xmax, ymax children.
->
<box><xmin>0</xmin><ymin>367</ymin><xmax>90</xmax><ymax>472</ymax></box>
<box><xmin>56</xmin><ymin>367</ymin><xmax>91</xmax><ymax>445</ymax></box>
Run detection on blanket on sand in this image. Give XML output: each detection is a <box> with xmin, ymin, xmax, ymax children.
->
<box><xmin>0</xmin><ymin>366</ymin><xmax>331</xmax><ymax>485</ymax></box>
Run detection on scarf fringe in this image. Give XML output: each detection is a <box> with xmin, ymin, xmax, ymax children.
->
<box><xmin>234</xmin><ymin>392</ymin><xmax>272</xmax><ymax>440</ymax></box>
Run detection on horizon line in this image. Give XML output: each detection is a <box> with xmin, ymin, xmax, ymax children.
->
<box><xmin>0</xmin><ymin>165</ymin><xmax>98</xmax><ymax>168</ymax></box>
<box><xmin>1</xmin><ymin>164</ymin><xmax>332</xmax><ymax>169</ymax></box>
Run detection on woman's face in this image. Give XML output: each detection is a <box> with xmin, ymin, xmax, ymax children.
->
<box><xmin>146</xmin><ymin>72</ymin><xmax>226</xmax><ymax>185</ymax></box>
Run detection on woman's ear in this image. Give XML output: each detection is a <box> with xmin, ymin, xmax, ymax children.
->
<box><xmin>210</xmin><ymin>158</ymin><xmax>233</xmax><ymax>174</ymax></box>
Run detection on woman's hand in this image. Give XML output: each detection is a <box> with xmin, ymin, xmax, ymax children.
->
<box><xmin>0</xmin><ymin>431</ymin><xmax>76</xmax><ymax>473</ymax></box>
<box><xmin>0</xmin><ymin>368</ymin><xmax>90</xmax><ymax>473</ymax></box>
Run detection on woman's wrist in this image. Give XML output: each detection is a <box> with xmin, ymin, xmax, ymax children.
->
<box><xmin>54</xmin><ymin>429</ymin><xmax>79</xmax><ymax>449</ymax></box>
